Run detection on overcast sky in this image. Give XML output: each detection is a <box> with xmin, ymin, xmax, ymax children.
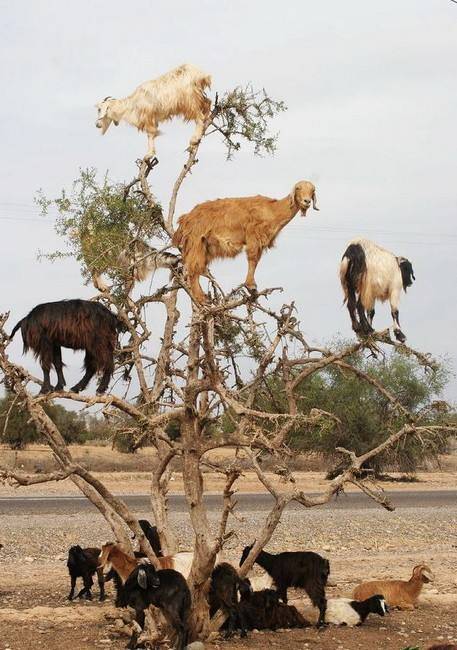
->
<box><xmin>1</xmin><ymin>0</ymin><xmax>456</xmax><ymax>401</ymax></box>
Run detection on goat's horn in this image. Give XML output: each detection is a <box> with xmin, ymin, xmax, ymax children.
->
<box><xmin>103</xmin><ymin>96</ymin><xmax>113</xmax><ymax>102</ymax></box>
<box><xmin>313</xmin><ymin>192</ymin><xmax>319</xmax><ymax>211</ymax></box>
<box><xmin>137</xmin><ymin>568</ymin><xmax>148</xmax><ymax>589</ymax></box>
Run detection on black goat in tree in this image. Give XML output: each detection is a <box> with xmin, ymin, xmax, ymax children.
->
<box><xmin>10</xmin><ymin>299</ymin><xmax>124</xmax><ymax>394</ymax></box>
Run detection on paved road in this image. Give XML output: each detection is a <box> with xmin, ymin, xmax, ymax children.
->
<box><xmin>0</xmin><ymin>490</ymin><xmax>455</xmax><ymax>515</ymax></box>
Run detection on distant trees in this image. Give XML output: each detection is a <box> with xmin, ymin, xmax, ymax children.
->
<box><xmin>254</xmin><ymin>345</ymin><xmax>454</xmax><ymax>475</ymax></box>
<box><xmin>0</xmin><ymin>393</ymin><xmax>111</xmax><ymax>448</ymax></box>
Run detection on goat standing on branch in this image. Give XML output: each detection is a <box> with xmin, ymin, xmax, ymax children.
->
<box><xmin>172</xmin><ymin>180</ymin><xmax>319</xmax><ymax>303</ymax></box>
<box><xmin>95</xmin><ymin>64</ymin><xmax>212</xmax><ymax>159</ymax></box>
<box><xmin>10</xmin><ymin>299</ymin><xmax>124</xmax><ymax>394</ymax></box>
<box><xmin>340</xmin><ymin>238</ymin><xmax>415</xmax><ymax>342</ymax></box>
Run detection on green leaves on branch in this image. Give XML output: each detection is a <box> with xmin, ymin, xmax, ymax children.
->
<box><xmin>256</xmin><ymin>346</ymin><xmax>454</xmax><ymax>475</ymax></box>
<box><xmin>210</xmin><ymin>85</ymin><xmax>287</xmax><ymax>159</ymax></box>
<box><xmin>36</xmin><ymin>168</ymin><xmax>163</xmax><ymax>292</ymax></box>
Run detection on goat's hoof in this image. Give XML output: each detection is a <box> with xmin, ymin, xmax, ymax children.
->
<box><xmin>394</xmin><ymin>329</ymin><xmax>406</xmax><ymax>343</ymax></box>
<box><xmin>39</xmin><ymin>386</ymin><xmax>52</xmax><ymax>395</ymax></box>
<box><xmin>70</xmin><ymin>385</ymin><xmax>82</xmax><ymax>393</ymax></box>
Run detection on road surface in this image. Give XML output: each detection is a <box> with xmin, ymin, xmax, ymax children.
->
<box><xmin>0</xmin><ymin>490</ymin><xmax>455</xmax><ymax>515</ymax></box>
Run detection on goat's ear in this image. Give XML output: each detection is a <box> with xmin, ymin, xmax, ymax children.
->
<box><xmin>312</xmin><ymin>190</ymin><xmax>319</xmax><ymax>211</ymax></box>
<box><xmin>137</xmin><ymin>568</ymin><xmax>148</xmax><ymax>589</ymax></box>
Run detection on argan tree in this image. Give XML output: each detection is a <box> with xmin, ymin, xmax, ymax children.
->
<box><xmin>1</xmin><ymin>84</ymin><xmax>455</xmax><ymax>645</ymax></box>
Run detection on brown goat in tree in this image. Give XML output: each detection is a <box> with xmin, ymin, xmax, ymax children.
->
<box><xmin>172</xmin><ymin>180</ymin><xmax>318</xmax><ymax>303</ymax></box>
<box><xmin>10</xmin><ymin>299</ymin><xmax>124</xmax><ymax>394</ymax></box>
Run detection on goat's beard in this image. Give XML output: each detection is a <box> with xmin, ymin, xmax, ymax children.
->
<box><xmin>300</xmin><ymin>207</ymin><xmax>310</xmax><ymax>217</ymax></box>
<box><xmin>96</xmin><ymin>118</ymin><xmax>112</xmax><ymax>135</ymax></box>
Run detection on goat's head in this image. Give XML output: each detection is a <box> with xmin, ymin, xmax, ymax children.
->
<box><xmin>369</xmin><ymin>594</ymin><xmax>388</xmax><ymax>616</ymax></box>
<box><xmin>413</xmin><ymin>564</ymin><xmax>434</xmax><ymax>583</ymax></box>
<box><xmin>263</xmin><ymin>588</ymin><xmax>280</xmax><ymax>610</ymax></box>
<box><xmin>137</xmin><ymin>565</ymin><xmax>160</xmax><ymax>590</ymax></box>
<box><xmin>98</xmin><ymin>541</ymin><xmax>115</xmax><ymax>570</ymax></box>
<box><xmin>238</xmin><ymin>577</ymin><xmax>253</xmax><ymax>600</ymax></box>
<box><xmin>398</xmin><ymin>257</ymin><xmax>415</xmax><ymax>291</ymax></box>
<box><xmin>291</xmin><ymin>181</ymin><xmax>319</xmax><ymax>216</ymax></box>
<box><xmin>95</xmin><ymin>97</ymin><xmax>118</xmax><ymax>134</ymax></box>
<box><xmin>239</xmin><ymin>542</ymin><xmax>255</xmax><ymax>567</ymax></box>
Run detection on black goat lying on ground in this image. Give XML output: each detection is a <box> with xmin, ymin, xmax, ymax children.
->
<box><xmin>240</xmin><ymin>544</ymin><xmax>329</xmax><ymax>627</ymax></box>
<box><xmin>67</xmin><ymin>545</ymin><xmax>105</xmax><ymax>601</ymax></box>
<box><xmin>120</xmin><ymin>563</ymin><xmax>191</xmax><ymax>650</ymax></box>
<box><xmin>10</xmin><ymin>299</ymin><xmax>124</xmax><ymax>394</ymax></box>
<box><xmin>209</xmin><ymin>562</ymin><xmax>250</xmax><ymax>638</ymax></box>
<box><xmin>236</xmin><ymin>586</ymin><xmax>310</xmax><ymax>631</ymax></box>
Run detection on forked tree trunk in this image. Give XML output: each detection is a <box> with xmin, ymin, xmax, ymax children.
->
<box><xmin>180</xmin><ymin>409</ymin><xmax>216</xmax><ymax>640</ymax></box>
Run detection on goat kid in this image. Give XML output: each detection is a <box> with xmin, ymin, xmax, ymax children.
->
<box><xmin>121</xmin><ymin>564</ymin><xmax>191</xmax><ymax>650</ymax></box>
<box><xmin>172</xmin><ymin>180</ymin><xmax>318</xmax><ymax>303</ymax></box>
<box><xmin>325</xmin><ymin>594</ymin><xmax>387</xmax><ymax>626</ymax></box>
<box><xmin>340</xmin><ymin>238</ymin><xmax>415</xmax><ymax>342</ymax></box>
<box><xmin>236</xmin><ymin>586</ymin><xmax>310</xmax><ymax>631</ymax></box>
<box><xmin>10</xmin><ymin>299</ymin><xmax>124</xmax><ymax>394</ymax></box>
<box><xmin>240</xmin><ymin>544</ymin><xmax>329</xmax><ymax>627</ymax></box>
<box><xmin>95</xmin><ymin>63</ymin><xmax>211</xmax><ymax>159</ymax></box>
<box><xmin>67</xmin><ymin>545</ymin><xmax>105</xmax><ymax>601</ymax></box>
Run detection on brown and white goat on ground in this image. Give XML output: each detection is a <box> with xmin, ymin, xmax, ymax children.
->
<box><xmin>95</xmin><ymin>64</ymin><xmax>212</xmax><ymax>158</ymax></box>
<box><xmin>353</xmin><ymin>564</ymin><xmax>434</xmax><ymax>609</ymax></box>
<box><xmin>172</xmin><ymin>180</ymin><xmax>319</xmax><ymax>303</ymax></box>
<box><xmin>98</xmin><ymin>542</ymin><xmax>195</xmax><ymax>581</ymax></box>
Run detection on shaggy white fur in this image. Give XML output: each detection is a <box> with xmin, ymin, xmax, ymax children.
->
<box><xmin>95</xmin><ymin>64</ymin><xmax>211</xmax><ymax>157</ymax></box>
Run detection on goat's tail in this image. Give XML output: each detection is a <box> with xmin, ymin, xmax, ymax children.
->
<box><xmin>340</xmin><ymin>243</ymin><xmax>366</xmax><ymax>305</ymax></box>
<box><xmin>9</xmin><ymin>318</ymin><xmax>23</xmax><ymax>341</ymax></box>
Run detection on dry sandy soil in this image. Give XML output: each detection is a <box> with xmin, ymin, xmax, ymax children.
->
<box><xmin>2</xmin><ymin>444</ymin><xmax>457</xmax><ymax>496</ymax></box>
<box><xmin>1</xmin><ymin>450</ymin><xmax>457</xmax><ymax>649</ymax></box>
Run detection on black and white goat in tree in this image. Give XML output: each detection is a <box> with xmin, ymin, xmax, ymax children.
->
<box><xmin>340</xmin><ymin>238</ymin><xmax>415</xmax><ymax>342</ymax></box>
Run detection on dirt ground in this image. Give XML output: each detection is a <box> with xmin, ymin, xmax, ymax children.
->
<box><xmin>1</xmin><ymin>456</ymin><xmax>457</xmax><ymax>650</ymax></box>
<box><xmin>0</xmin><ymin>565</ymin><xmax>456</xmax><ymax>650</ymax></box>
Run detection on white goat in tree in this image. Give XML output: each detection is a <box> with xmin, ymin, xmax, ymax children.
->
<box><xmin>95</xmin><ymin>64</ymin><xmax>211</xmax><ymax>159</ymax></box>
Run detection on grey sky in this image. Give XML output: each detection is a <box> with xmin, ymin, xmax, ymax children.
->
<box><xmin>1</xmin><ymin>0</ymin><xmax>456</xmax><ymax>400</ymax></box>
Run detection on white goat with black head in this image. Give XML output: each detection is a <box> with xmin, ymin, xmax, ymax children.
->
<box><xmin>340</xmin><ymin>238</ymin><xmax>415</xmax><ymax>342</ymax></box>
<box><xmin>95</xmin><ymin>63</ymin><xmax>212</xmax><ymax>159</ymax></box>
